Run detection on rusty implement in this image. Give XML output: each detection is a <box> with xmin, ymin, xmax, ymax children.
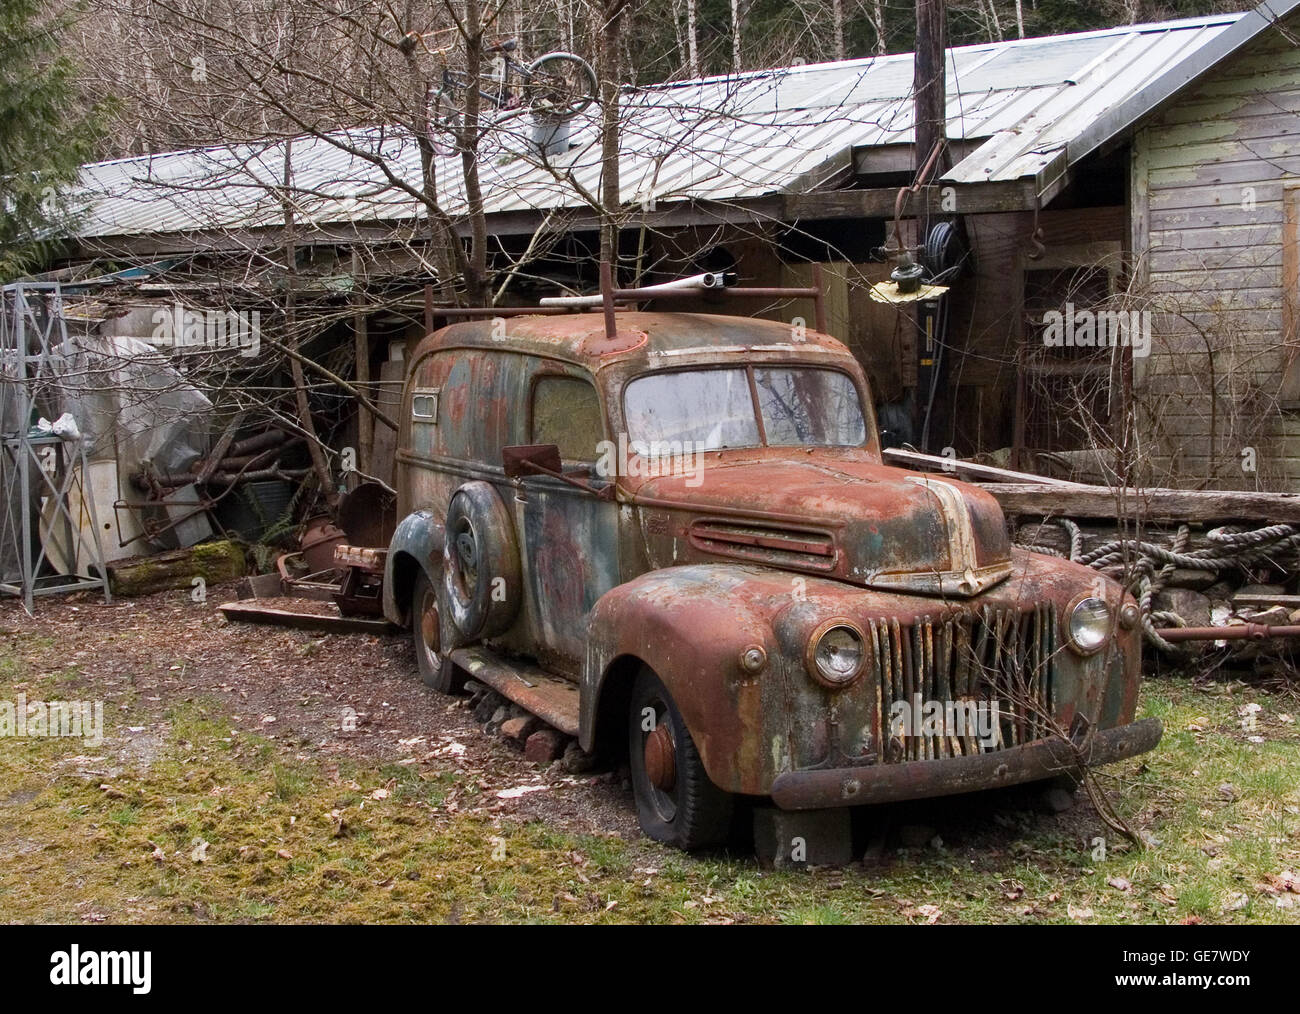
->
<box><xmin>1154</xmin><ymin>624</ymin><xmax>1300</xmax><ymax>641</ymax></box>
<box><xmin>333</xmin><ymin>543</ymin><xmax>386</xmax><ymax>617</ymax></box>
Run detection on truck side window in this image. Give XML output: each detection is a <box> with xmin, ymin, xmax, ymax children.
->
<box><xmin>532</xmin><ymin>375</ymin><xmax>602</xmax><ymax>463</ymax></box>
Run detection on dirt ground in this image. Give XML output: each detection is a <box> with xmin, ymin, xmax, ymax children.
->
<box><xmin>0</xmin><ymin>584</ymin><xmax>645</xmax><ymax>840</ymax></box>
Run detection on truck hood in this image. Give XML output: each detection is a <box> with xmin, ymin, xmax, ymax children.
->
<box><xmin>627</xmin><ymin>456</ymin><xmax>1012</xmax><ymax>596</ymax></box>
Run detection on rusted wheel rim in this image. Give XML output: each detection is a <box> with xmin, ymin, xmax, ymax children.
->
<box><xmin>644</xmin><ymin>723</ymin><xmax>676</xmax><ymax>792</ymax></box>
<box><xmin>418</xmin><ymin>583</ymin><xmax>442</xmax><ymax>676</ymax></box>
<box><xmin>641</xmin><ymin>701</ymin><xmax>677</xmax><ymax>822</ymax></box>
<box><xmin>450</xmin><ymin>517</ymin><xmax>479</xmax><ymax>600</ymax></box>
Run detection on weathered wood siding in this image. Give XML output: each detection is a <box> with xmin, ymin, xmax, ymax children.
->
<box><xmin>1133</xmin><ymin>21</ymin><xmax>1300</xmax><ymax>489</ymax></box>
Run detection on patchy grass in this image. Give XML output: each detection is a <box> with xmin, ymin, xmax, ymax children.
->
<box><xmin>0</xmin><ymin>627</ymin><xmax>1296</xmax><ymax>923</ymax></box>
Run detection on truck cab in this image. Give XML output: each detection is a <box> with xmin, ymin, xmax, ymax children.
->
<box><xmin>383</xmin><ymin>309</ymin><xmax>1161</xmax><ymax>849</ymax></box>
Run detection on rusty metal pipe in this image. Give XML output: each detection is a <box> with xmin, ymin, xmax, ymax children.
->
<box><xmin>1154</xmin><ymin>624</ymin><xmax>1300</xmax><ymax>642</ymax></box>
<box><xmin>432</xmin><ymin>306</ymin><xmax>577</xmax><ymax>317</ymax></box>
<box><xmin>600</xmin><ymin>260</ymin><xmax>617</xmax><ymax>343</ymax></box>
<box><xmin>227</xmin><ymin>428</ymin><xmax>291</xmax><ymax>457</ymax></box>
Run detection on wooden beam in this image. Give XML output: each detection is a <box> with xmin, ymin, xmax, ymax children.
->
<box><xmin>219</xmin><ymin>599</ymin><xmax>394</xmax><ymax>635</ymax></box>
<box><xmin>783</xmin><ymin>180</ymin><xmax>1039</xmax><ymax>221</ymax></box>
<box><xmin>981</xmin><ymin>483</ymin><xmax>1300</xmax><ymax>523</ymax></box>
<box><xmin>352</xmin><ymin>249</ymin><xmax>373</xmax><ymax>474</ymax></box>
<box><xmin>1232</xmin><ymin>593</ymin><xmax>1300</xmax><ymax>608</ymax></box>
<box><xmin>882</xmin><ymin>447</ymin><xmax>1088</xmax><ymax>487</ymax></box>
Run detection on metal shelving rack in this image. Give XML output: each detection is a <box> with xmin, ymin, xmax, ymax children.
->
<box><xmin>1</xmin><ymin>282</ymin><xmax>111</xmax><ymax>610</ymax></box>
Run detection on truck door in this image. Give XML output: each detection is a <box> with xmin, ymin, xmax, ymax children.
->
<box><xmin>519</xmin><ymin>372</ymin><xmax>620</xmax><ymax>668</ymax></box>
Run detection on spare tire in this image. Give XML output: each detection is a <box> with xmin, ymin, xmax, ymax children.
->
<box><xmin>442</xmin><ymin>481</ymin><xmax>522</xmax><ymax>641</ymax></box>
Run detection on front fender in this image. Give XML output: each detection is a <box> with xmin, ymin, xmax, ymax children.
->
<box><xmin>382</xmin><ymin>509</ymin><xmax>445</xmax><ymax>626</ymax></box>
<box><xmin>583</xmin><ymin>564</ymin><xmax>805</xmax><ymax>795</ymax></box>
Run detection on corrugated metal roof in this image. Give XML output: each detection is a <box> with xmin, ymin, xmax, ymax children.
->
<box><xmin>66</xmin><ymin>13</ymin><xmax>1243</xmax><ymax>240</ymax></box>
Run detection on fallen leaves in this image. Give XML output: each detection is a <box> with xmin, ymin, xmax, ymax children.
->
<box><xmin>496</xmin><ymin>783</ymin><xmax>550</xmax><ymax>799</ymax></box>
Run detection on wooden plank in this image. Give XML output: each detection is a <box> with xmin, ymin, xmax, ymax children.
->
<box><xmin>1151</xmin><ymin>204</ymin><xmax>1285</xmax><ymax>230</ymax></box>
<box><xmin>1148</xmin><ymin>138</ymin><xmax>1299</xmax><ymax>171</ymax></box>
<box><xmin>981</xmin><ymin>483</ymin><xmax>1300</xmax><ymax>522</ymax></box>
<box><xmin>782</xmin><ymin>179</ymin><xmax>1038</xmax><ymax>220</ymax></box>
<box><xmin>1147</xmin><ymin>226</ymin><xmax>1285</xmax><ymax>253</ymax></box>
<box><xmin>1232</xmin><ymin>593</ymin><xmax>1300</xmax><ymax>608</ymax></box>
<box><xmin>1148</xmin><ymin>113</ymin><xmax>1300</xmax><ymax>153</ymax></box>
<box><xmin>1131</xmin><ymin>127</ymin><xmax>1150</xmax><ymax>291</ymax></box>
<box><xmin>352</xmin><ymin>249</ymin><xmax>374</xmax><ymax>475</ymax></box>
<box><xmin>881</xmin><ymin>448</ymin><xmax>1087</xmax><ymax>487</ymax></box>
<box><xmin>218</xmin><ymin>599</ymin><xmax>394</xmax><ymax>635</ymax></box>
<box><xmin>1148</xmin><ymin>247</ymin><xmax>1281</xmax><ymax>274</ymax></box>
<box><xmin>370</xmin><ymin>359</ymin><xmax>405</xmax><ymax>487</ymax></box>
<box><xmin>1150</xmin><ymin>161</ymin><xmax>1300</xmax><ymax>194</ymax></box>
<box><xmin>1283</xmin><ymin>183</ymin><xmax>1300</xmax><ymax>407</ymax></box>
<box><xmin>451</xmin><ymin>646</ymin><xmax>580</xmax><ymax>737</ymax></box>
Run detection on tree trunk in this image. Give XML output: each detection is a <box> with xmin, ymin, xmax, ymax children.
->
<box><xmin>832</xmin><ymin>0</ymin><xmax>846</xmax><ymax>61</ymax></box>
<box><xmin>282</xmin><ymin>140</ymin><xmax>339</xmax><ymax>509</ymax></box>
<box><xmin>598</xmin><ymin>1</ymin><xmax>624</xmax><ymax>271</ymax></box>
<box><xmin>459</xmin><ymin>0</ymin><xmax>490</xmax><ymax>306</ymax></box>
<box><xmin>686</xmin><ymin>0</ymin><xmax>700</xmax><ymax>77</ymax></box>
<box><xmin>730</xmin><ymin>0</ymin><xmax>743</xmax><ymax>72</ymax></box>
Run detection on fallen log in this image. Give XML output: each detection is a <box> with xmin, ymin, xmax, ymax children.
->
<box><xmin>107</xmin><ymin>540</ymin><xmax>247</xmax><ymax>596</ymax></box>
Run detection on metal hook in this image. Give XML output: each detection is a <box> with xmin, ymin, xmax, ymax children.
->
<box><xmin>1027</xmin><ymin>200</ymin><xmax>1046</xmax><ymax>260</ymax></box>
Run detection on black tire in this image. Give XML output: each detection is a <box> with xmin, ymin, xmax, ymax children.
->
<box><xmin>523</xmin><ymin>52</ymin><xmax>597</xmax><ymax>119</ymax></box>
<box><xmin>442</xmin><ymin>481</ymin><xmax>521</xmax><ymax>642</ymax></box>
<box><xmin>627</xmin><ymin>667</ymin><xmax>733</xmax><ymax>850</ymax></box>
<box><xmin>412</xmin><ymin>569</ymin><xmax>462</xmax><ymax>693</ymax></box>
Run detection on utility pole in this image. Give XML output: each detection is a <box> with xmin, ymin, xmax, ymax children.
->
<box><xmin>912</xmin><ymin>0</ymin><xmax>950</xmax><ymax>453</ymax></box>
<box><xmin>914</xmin><ymin>0</ymin><xmax>950</xmax><ymax>176</ymax></box>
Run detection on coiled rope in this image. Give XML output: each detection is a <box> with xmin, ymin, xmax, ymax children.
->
<box><xmin>1015</xmin><ymin>520</ymin><xmax>1300</xmax><ymax>656</ymax></box>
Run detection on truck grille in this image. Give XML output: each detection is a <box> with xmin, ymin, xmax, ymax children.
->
<box><xmin>871</xmin><ymin>603</ymin><xmax>1057</xmax><ymax>762</ymax></box>
<box><xmin>689</xmin><ymin>519</ymin><xmax>837</xmax><ymax>571</ymax></box>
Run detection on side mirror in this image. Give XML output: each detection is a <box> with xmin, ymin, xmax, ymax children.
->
<box><xmin>502</xmin><ymin>444</ymin><xmax>562</xmax><ymax>478</ymax></box>
<box><xmin>502</xmin><ymin>444</ymin><xmax>614</xmax><ymax>501</ymax></box>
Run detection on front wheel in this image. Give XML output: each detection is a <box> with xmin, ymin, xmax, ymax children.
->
<box><xmin>628</xmin><ymin>667</ymin><xmax>733</xmax><ymax>850</ymax></box>
<box><xmin>412</xmin><ymin>570</ymin><xmax>462</xmax><ymax>693</ymax></box>
<box><xmin>522</xmin><ymin>52</ymin><xmax>597</xmax><ymax>119</ymax></box>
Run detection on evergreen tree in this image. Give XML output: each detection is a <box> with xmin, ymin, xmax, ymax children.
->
<box><xmin>0</xmin><ymin>0</ymin><xmax>99</xmax><ymax>279</ymax></box>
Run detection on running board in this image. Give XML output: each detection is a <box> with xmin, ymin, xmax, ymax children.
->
<box><xmin>449</xmin><ymin>646</ymin><xmax>580</xmax><ymax>737</ymax></box>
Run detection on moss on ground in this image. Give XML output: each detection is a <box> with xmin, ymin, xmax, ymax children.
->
<box><xmin>0</xmin><ymin>632</ymin><xmax>1296</xmax><ymax>924</ymax></box>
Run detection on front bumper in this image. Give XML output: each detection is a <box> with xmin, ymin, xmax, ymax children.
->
<box><xmin>770</xmin><ymin>717</ymin><xmax>1163</xmax><ymax>810</ymax></box>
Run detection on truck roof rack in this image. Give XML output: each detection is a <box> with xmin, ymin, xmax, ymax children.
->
<box><xmin>425</xmin><ymin>262</ymin><xmax>829</xmax><ymax>336</ymax></box>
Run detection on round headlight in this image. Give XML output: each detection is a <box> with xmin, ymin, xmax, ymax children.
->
<box><xmin>1069</xmin><ymin>596</ymin><xmax>1112</xmax><ymax>654</ymax></box>
<box><xmin>808</xmin><ymin>620</ymin><xmax>866</xmax><ymax>687</ymax></box>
